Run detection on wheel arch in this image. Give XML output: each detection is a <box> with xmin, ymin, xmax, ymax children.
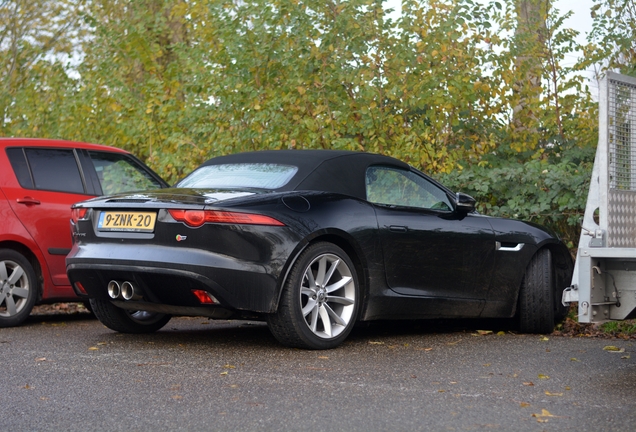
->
<box><xmin>0</xmin><ymin>240</ymin><xmax>44</xmax><ymax>301</ymax></box>
<box><xmin>273</xmin><ymin>229</ymin><xmax>370</xmax><ymax>318</ymax></box>
<box><xmin>512</xmin><ymin>241</ymin><xmax>573</xmax><ymax>327</ymax></box>
<box><xmin>537</xmin><ymin>240</ymin><xmax>574</xmax><ymax>295</ymax></box>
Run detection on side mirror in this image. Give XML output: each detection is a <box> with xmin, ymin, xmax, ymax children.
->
<box><xmin>455</xmin><ymin>192</ymin><xmax>476</xmax><ymax>213</ymax></box>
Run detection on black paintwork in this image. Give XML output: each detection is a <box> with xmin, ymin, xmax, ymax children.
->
<box><xmin>66</xmin><ymin>150</ymin><xmax>573</xmax><ymax>322</ymax></box>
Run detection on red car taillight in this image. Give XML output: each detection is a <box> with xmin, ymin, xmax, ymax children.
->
<box><xmin>71</xmin><ymin>208</ymin><xmax>88</xmax><ymax>224</ymax></box>
<box><xmin>168</xmin><ymin>209</ymin><xmax>285</xmax><ymax>227</ymax></box>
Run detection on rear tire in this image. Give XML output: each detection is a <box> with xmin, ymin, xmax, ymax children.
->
<box><xmin>518</xmin><ymin>249</ymin><xmax>557</xmax><ymax>334</ymax></box>
<box><xmin>0</xmin><ymin>249</ymin><xmax>38</xmax><ymax>328</ymax></box>
<box><xmin>268</xmin><ymin>242</ymin><xmax>359</xmax><ymax>349</ymax></box>
<box><xmin>90</xmin><ymin>298</ymin><xmax>171</xmax><ymax>333</ymax></box>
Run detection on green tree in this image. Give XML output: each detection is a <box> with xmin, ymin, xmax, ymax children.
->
<box><xmin>588</xmin><ymin>0</ymin><xmax>636</xmax><ymax>75</ymax></box>
<box><xmin>0</xmin><ymin>0</ymin><xmax>87</xmax><ymax>136</ymax></box>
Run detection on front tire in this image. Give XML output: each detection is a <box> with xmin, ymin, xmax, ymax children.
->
<box><xmin>90</xmin><ymin>298</ymin><xmax>171</xmax><ymax>333</ymax></box>
<box><xmin>518</xmin><ymin>248</ymin><xmax>557</xmax><ymax>334</ymax></box>
<box><xmin>0</xmin><ymin>249</ymin><xmax>38</xmax><ymax>328</ymax></box>
<box><xmin>268</xmin><ymin>242</ymin><xmax>359</xmax><ymax>349</ymax></box>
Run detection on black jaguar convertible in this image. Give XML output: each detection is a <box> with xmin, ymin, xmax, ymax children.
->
<box><xmin>66</xmin><ymin>150</ymin><xmax>572</xmax><ymax>349</ymax></box>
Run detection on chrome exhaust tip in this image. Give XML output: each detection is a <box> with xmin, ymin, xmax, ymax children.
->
<box><xmin>121</xmin><ymin>281</ymin><xmax>143</xmax><ymax>301</ymax></box>
<box><xmin>107</xmin><ymin>280</ymin><xmax>122</xmax><ymax>299</ymax></box>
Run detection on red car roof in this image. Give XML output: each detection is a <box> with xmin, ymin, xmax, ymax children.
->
<box><xmin>0</xmin><ymin>138</ymin><xmax>129</xmax><ymax>154</ymax></box>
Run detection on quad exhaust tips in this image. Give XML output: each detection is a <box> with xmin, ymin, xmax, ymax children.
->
<box><xmin>108</xmin><ymin>280</ymin><xmax>143</xmax><ymax>301</ymax></box>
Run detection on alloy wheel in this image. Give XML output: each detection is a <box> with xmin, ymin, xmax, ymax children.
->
<box><xmin>299</xmin><ymin>253</ymin><xmax>356</xmax><ymax>339</ymax></box>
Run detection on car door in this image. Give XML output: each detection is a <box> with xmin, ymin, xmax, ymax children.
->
<box><xmin>4</xmin><ymin>147</ymin><xmax>93</xmax><ymax>287</ymax></box>
<box><xmin>367</xmin><ymin>166</ymin><xmax>496</xmax><ymax>317</ymax></box>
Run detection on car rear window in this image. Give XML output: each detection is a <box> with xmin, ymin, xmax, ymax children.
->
<box><xmin>6</xmin><ymin>147</ymin><xmax>85</xmax><ymax>194</ymax></box>
<box><xmin>26</xmin><ymin>148</ymin><xmax>85</xmax><ymax>194</ymax></box>
<box><xmin>5</xmin><ymin>148</ymin><xmax>33</xmax><ymax>188</ymax></box>
<box><xmin>176</xmin><ymin>163</ymin><xmax>298</xmax><ymax>189</ymax></box>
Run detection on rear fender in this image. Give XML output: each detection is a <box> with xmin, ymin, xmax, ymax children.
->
<box><xmin>272</xmin><ymin>228</ymin><xmax>371</xmax><ymax>317</ymax></box>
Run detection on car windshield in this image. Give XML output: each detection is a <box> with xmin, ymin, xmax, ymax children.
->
<box><xmin>176</xmin><ymin>163</ymin><xmax>298</xmax><ymax>189</ymax></box>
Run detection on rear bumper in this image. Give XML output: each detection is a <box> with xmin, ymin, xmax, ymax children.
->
<box><xmin>66</xmin><ymin>250</ymin><xmax>281</xmax><ymax>314</ymax></box>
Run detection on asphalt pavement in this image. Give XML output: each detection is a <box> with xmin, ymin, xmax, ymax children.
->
<box><xmin>2</xmin><ymin>312</ymin><xmax>636</xmax><ymax>431</ymax></box>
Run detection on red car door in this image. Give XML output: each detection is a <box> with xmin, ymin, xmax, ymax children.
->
<box><xmin>4</xmin><ymin>148</ymin><xmax>92</xmax><ymax>287</ymax></box>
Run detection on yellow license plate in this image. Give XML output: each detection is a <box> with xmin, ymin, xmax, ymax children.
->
<box><xmin>98</xmin><ymin>211</ymin><xmax>157</xmax><ymax>232</ymax></box>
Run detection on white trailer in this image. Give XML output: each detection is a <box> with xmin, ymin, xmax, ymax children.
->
<box><xmin>562</xmin><ymin>72</ymin><xmax>636</xmax><ymax>322</ymax></box>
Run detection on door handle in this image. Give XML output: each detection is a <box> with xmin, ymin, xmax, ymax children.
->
<box><xmin>16</xmin><ymin>197</ymin><xmax>41</xmax><ymax>205</ymax></box>
<box><xmin>389</xmin><ymin>225</ymin><xmax>408</xmax><ymax>233</ymax></box>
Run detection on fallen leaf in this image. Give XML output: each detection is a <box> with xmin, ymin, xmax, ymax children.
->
<box><xmin>520</xmin><ymin>402</ymin><xmax>530</xmax><ymax>408</ymax></box>
<box><xmin>565</xmin><ymin>386</ymin><xmax>571</xmax><ymax>391</ymax></box>
<box><xmin>97</xmin><ymin>342</ymin><xmax>107</xmax><ymax>346</ymax></box>
<box><xmin>603</xmin><ymin>345</ymin><xmax>622</xmax><ymax>352</ymax></box>
<box><xmin>477</xmin><ymin>330</ymin><xmax>493</xmax><ymax>335</ymax></box>
<box><xmin>171</xmin><ymin>395</ymin><xmax>183</xmax><ymax>400</ymax></box>
<box><xmin>538</xmin><ymin>374</ymin><xmax>550</xmax><ymax>380</ymax></box>
<box><xmin>368</xmin><ymin>341</ymin><xmax>384</xmax><ymax>345</ymax></box>
<box><xmin>483</xmin><ymin>363</ymin><xmax>491</xmax><ymax>367</ymax></box>
<box><xmin>223</xmin><ymin>364</ymin><xmax>236</xmax><ymax>369</ymax></box>
<box><xmin>24</xmin><ymin>384</ymin><xmax>31</xmax><ymax>389</ymax></box>
<box><xmin>318</xmin><ymin>356</ymin><xmax>329</xmax><ymax>359</ymax></box>
<box><xmin>447</xmin><ymin>339</ymin><xmax>462</xmax><ymax>345</ymax></box>
<box><xmin>545</xmin><ymin>391</ymin><xmax>563</xmax><ymax>396</ymax></box>
<box><xmin>416</xmin><ymin>347</ymin><xmax>433</xmax><ymax>351</ymax></box>
<box><xmin>621</xmin><ymin>355</ymin><xmax>631</xmax><ymax>359</ymax></box>
<box><xmin>35</xmin><ymin>357</ymin><xmax>46</xmax><ymax>362</ymax></box>
<box><xmin>220</xmin><ymin>371</ymin><xmax>228</xmax><ymax>376</ymax></box>
<box><xmin>523</xmin><ymin>382</ymin><xmax>534</xmax><ymax>386</ymax></box>
<box><xmin>88</xmin><ymin>347</ymin><xmax>99</xmax><ymax>351</ymax></box>
<box><xmin>497</xmin><ymin>331</ymin><xmax>506</xmax><ymax>336</ymax></box>
<box><xmin>570</xmin><ymin>358</ymin><xmax>580</xmax><ymax>362</ymax></box>
<box><xmin>540</xmin><ymin>336</ymin><xmax>549</xmax><ymax>341</ymax></box>
<box><xmin>532</xmin><ymin>409</ymin><xmax>556</xmax><ymax>418</ymax></box>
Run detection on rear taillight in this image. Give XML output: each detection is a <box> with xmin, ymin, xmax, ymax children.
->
<box><xmin>71</xmin><ymin>208</ymin><xmax>88</xmax><ymax>224</ymax></box>
<box><xmin>168</xmin><ymin>209</ymin><xmax>284</xmax><ymax>227</ymax></box>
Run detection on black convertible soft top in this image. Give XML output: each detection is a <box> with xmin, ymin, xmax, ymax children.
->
<box><xmin>200</xmin><ymin>150</ymin><xmax>410</xmax><ymax>200</ymax></box>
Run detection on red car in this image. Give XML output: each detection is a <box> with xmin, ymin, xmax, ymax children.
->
<box><xmin>0</xmin><ymin>138</ymin><xmax>168</xmax><ymax>327</ymax></box>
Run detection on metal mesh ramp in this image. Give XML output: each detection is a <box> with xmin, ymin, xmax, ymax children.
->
<box><xmin>607</xmin><ymin>74</ymin><xmax>636</xmax><ymax>247</ymax></box>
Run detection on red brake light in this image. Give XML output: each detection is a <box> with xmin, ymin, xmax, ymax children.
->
<box><xmin>191</xmin><ymin>289</ymin><xmax>219</xmax><ymax>304</ymax></box>
<box><xmin>71</xmin><ymin>208</ymin><xmax>88</xmax><ymax>224</ymax></box>
<box><xmin>74</xmin><ymin>282</ymin><xmax>88</xmax><ymax>295</ymax></box>
<box><xmin>168</xmin><ymin>209</ymin><xmax>284</xmax><ymax>227</ymax></box>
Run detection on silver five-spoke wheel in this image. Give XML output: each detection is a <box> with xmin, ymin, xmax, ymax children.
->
<box><xmin>268</xmin><ymin>242</ymin><xmax>360</xmax><ymax>349</ymax></box>
<box><xmin>0</xmin><ymin>249</ymin><xmax>38</xmax><ymax>327</ymax></box>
